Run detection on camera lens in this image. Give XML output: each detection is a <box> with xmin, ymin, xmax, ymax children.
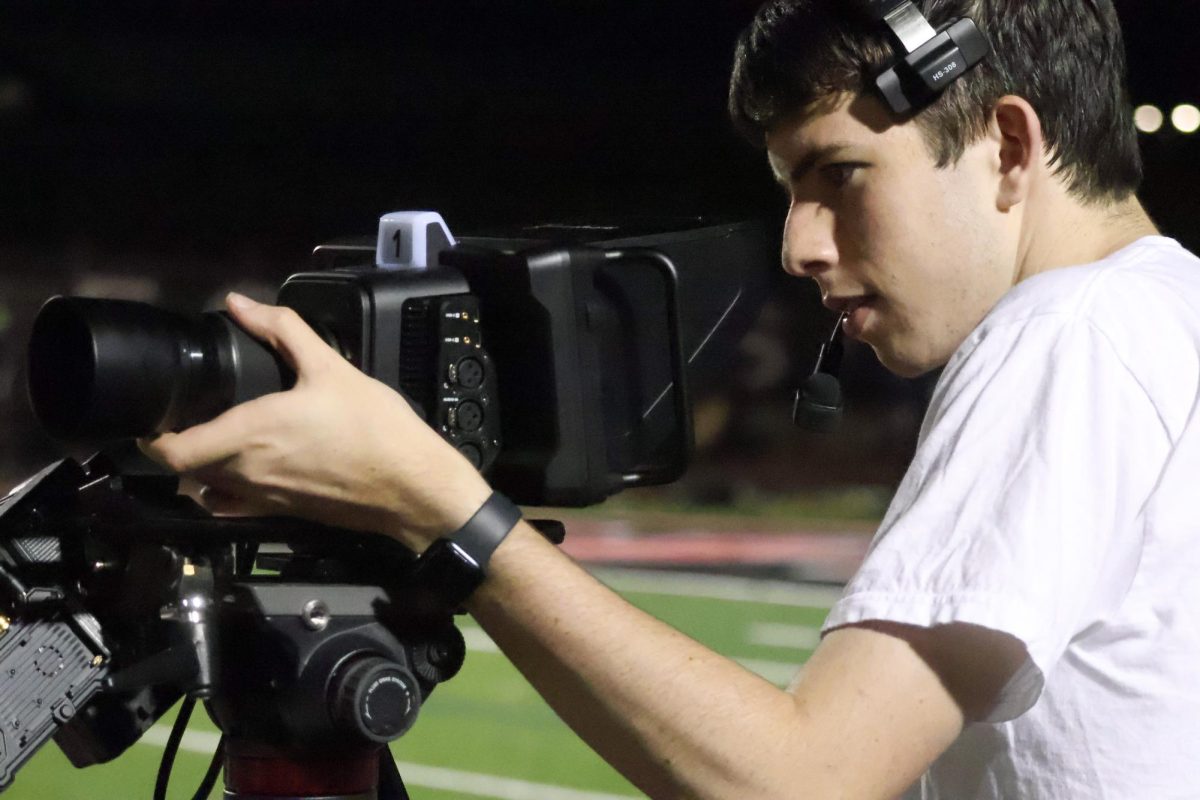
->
<box><xmin>27</xmin><ymin>296</ymin><xmax>293</xmax><ymax>441</ymax></box>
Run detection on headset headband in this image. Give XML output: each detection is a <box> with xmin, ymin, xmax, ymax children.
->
<box><xmin>870</xmin><ymin>0</ymin><xmax>939</xmax><ymax>53</ymax></box>
<box><xmin>861</xmin><ymin>0</ymin><xmax>991</xmax><ymax>115</ymax></box>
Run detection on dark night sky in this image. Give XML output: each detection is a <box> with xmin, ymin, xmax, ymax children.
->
<box><xmin>0</xmin><ymin>1</ymin><xmax>1195</xmax><ymax>274</ymax></box>
<box><xmin>0</xmin><ymin>2</ymin><xmax>771</xmax><ymax>271</ymax></box>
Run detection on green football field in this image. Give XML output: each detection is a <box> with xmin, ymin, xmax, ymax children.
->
<box><xmin>3</xmin><ymin>568</ymin><xmax>840</xmax><ymax>800</ymax></box>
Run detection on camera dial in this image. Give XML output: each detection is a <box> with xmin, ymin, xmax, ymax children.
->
<box><xmin>330</xmin><ymin>654</ymin><xmax>421</xmax><ymax>743</ymax></box>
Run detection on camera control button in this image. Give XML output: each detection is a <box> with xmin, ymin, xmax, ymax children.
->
<box><xmin>411</xmin><ymin>627</ymin><xmax>467</xmax><ymax>684</ymax></box>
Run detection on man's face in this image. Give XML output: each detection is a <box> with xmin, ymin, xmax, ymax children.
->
<box><xmin>767</xmin><ymin>94</ymin><xmax>1018</xmax><ymax>377</ymax></box>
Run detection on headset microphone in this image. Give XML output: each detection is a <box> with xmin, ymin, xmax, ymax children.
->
<box><xmin>793</xmin><ymin>313</ymin><xmax>847</xmax><ymax>432</ymax></box>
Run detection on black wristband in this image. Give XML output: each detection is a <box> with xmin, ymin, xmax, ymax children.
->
<box><xmin>449</xmin><ymin>491</ymin><xmax>523</xmax><ymax>571</ymax></box>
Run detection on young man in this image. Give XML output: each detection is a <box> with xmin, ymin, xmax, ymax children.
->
<box><xmin>144</xmin><ymin>1</ymin><xmax>1200</xmax><ymax>797</ymax></box>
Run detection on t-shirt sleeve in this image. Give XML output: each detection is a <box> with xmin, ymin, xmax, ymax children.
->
<box><xmin>823</xmin><ymin>312</ymin><xmax>1169</xmax><ymax>721</ymax></box>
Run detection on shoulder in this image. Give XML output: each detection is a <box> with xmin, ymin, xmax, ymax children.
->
<box><xmin>976</xmin><ymin>237</ymin><xmax>1199</xmax><ymax>340</ymax></box>
<box><xmin>943</xmin><ymin>237</ymin><xmax>1200</xmax><ymax>440</ymax></box>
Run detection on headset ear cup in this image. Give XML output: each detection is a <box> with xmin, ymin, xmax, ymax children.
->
<box><xmin>876</xmin><ymin>66</ymin><xmax>915</xmax><ymax>116</ymax></box>
<box><xmin>948</xmin><ymin>17</ymin><xmax>991</xmax><ymax>68</ymax></box>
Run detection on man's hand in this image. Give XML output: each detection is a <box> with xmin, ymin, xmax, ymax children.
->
<box><xmin>139</xmin><ymin>292</ymin><xmax>492</xmax><ymax>551</ymax></box>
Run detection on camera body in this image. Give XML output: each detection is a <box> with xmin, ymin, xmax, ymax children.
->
<box><xmin>294</xmin><ymin>213</ymin><xmax>774</xmax><ymax>506</ymax></box>
<box><xmin>29</xmin><ymin>211</ymin><xmax>771</xmax><ymax>506</ymax></box>
<box><xmin>283</xmin><ymin>210</ymin><xmax>705</xmax><ymax>506</ymax></box>
<box><xmin>280</xmin><ymin>264</ymin><xmax>503</xmax><ymax>473</ymax></box>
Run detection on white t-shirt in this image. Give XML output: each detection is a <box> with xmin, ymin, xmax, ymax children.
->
<box><xmin>822</xmin><ymin>237</ymin><xmax>1200</xmax><ymax>799</ymax></box>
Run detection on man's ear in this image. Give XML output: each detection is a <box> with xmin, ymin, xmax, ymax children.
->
<box><xmin>991</xmin><ymin>95</ymin><xmax>1045</xmax><ymax>212</ymax></box>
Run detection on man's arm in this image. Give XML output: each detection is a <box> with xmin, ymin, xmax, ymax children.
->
<box><xmin>470</xmin><ymin>522</ymin><xmax>1029</xmax><ymax>799</ymax></box>
<box><xmin>143</xmin><ymin>295</ymin><xmax>1024</xmax><ymax>799</ymax></box>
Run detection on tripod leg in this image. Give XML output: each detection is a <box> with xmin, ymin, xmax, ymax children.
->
<box><xmin>377</xmin><ymin>747</ymin><xmax>410</xmax><ymax>800</ymax></box>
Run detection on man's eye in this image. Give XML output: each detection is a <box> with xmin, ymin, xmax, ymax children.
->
<box><xmin>822</xmin><ymin>163</ymin><xmax>864</xmax><ymax>188</ymax></box>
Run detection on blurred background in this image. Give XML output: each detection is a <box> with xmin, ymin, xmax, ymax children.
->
<box><xmin>1</xmin><ymin>1</ymin><xmax>1196</xmax><ymax>504</ymax></box>
<box><xmin>1</xmin><ymin>3</ymin><xmax>1196</xmax><ymax>798</ymax></box>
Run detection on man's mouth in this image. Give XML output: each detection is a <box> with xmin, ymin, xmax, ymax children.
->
<box><xmin>822</xmin><ymin>295</ymin><xmax>870</xmax><ymax>315</ymax></box>
<box><xmin>822</xmin><ymin>295</ymin><xmax>877</xmax><ymax>339</ymax></box>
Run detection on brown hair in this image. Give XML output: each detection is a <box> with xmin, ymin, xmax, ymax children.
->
<box><xmin>729</xmin><ymin>0</ymin><xmax>1143</xmax><ymax>202</ymax></box>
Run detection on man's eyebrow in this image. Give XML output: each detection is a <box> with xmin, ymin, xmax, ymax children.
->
<box><xmin>772</xmin><ymin>142</ymin><xmax>858</xmax><ymax>187</ymax></box>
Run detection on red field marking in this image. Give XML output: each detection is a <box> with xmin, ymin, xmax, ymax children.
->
<box><xmin>558</xmin><ymin>518</ymin><xmax>873</xmax><ymax>583</ymax></box>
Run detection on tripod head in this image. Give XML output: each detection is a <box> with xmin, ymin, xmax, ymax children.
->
<box><xmin>0</xmin><ymin>449</ymin><xmax>467</xmax><ymax>798</ymax></box>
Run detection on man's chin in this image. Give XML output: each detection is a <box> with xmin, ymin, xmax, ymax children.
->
<box><xmin>871</xmin><ymin>344</ymin><xmax>944</xmax><ymax>379</ymax></box>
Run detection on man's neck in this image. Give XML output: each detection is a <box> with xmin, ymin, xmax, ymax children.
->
<box><xmin>1015</xmin><ymin>194</ymin><xmax>1160</xmax><ymax>285</ymax></box>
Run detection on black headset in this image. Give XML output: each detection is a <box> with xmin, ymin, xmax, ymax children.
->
<box><xmin>864</xmin><ymin>0</ymin><xmax>990</xmax><ymax>115</ymax></box>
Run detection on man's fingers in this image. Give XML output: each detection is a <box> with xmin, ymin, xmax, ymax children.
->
<box><xmin>137</xmin><ymin>435</ymin><xmax>168</xmax><ymax>466</ymax></box>
<box><xmin>137</xmin><ymin>402</ymin><xmax>259</xmax><ymax>474</ymax></box>
<box><xmin>225</xmin><ymin>292</ymin><xmax>336</xmax><ymax>378</ymax></box>
<box><xmin>138</xmin><ymin>433</ymin><xmax>193</xmax><ymax>472</ymax></box>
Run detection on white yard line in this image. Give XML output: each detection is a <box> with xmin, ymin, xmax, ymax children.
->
<box><xmin>588</xmin><ymin>567</ymin><xmax>843</xmax><ymax>608</ymax></box>
<box><xmin>139</xmin><ymin>724</ymin><xmax>222</xmax><ymax>753</ymax></box>
<box><xmin>460</xmin><ymin>624</ymin><xmax>502</xmax><ymax>653</ymax></box>
<box><xmin>747</xmin><ymin>622</ymin><xmax>823</xmax><ymax>651</ymax></box>
<box><xmin>138</xmin><ymin>727</ymin><xmax>640</xmax><ymax>800</ymax></box>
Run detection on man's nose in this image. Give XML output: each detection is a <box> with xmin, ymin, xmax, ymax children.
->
<box><xmin>781</xmin><ymin>200</ymin><xmax>837</xmax><ymax>279</ymax></box>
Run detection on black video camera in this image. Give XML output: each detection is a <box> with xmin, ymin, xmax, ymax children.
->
<box><xmin>1</xmin><ymin>212</ymin><xmax>772</xmax><ymax>797</ymax></box>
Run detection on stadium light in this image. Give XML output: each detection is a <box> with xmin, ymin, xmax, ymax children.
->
<box><xmin>1171</xmin><ymin>104</ymin><xmax>1200</xmax><ymax>135</ymax></box>
<box><xmin>1134</xmin><ymin>105</ymin><xmax>1164</xmax><ymax>134</ymax></box>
